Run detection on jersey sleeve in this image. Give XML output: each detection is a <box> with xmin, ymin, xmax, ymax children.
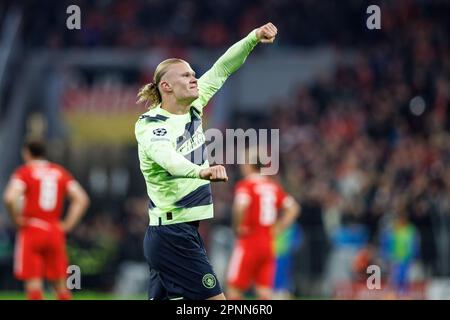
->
<box><xmin>10</xmin><ymin>166</ymin><xmax>28</xmax><ymax>191</ymax></box>
<box><xmin>276</xmin><ymin>184</ymin><xmax>294</xmax><ymax>210</ymax></box>
<box><xmin>59</xmin><ymin>167</ymin><xmax>75</xmax><ymax>192</ymax></box>
<box><xmin>191</xmin><ymin>29</ymin><xmax>259</xmax><ymax>113</ymax></box>
<box><xmin>137</xmin><ymin>122</ymin><xmax>203</xmax><ymax>178</ymax></box>
<box><xmin>234</xmin><ymin>181</ymin><xmax>252</xmax><ymax>207</ymax></box>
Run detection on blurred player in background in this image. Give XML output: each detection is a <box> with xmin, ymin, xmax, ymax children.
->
<box><xmin>380</xmin><ymin>210</ymin><xmax>420</xmax><ymax>298</ymax></box>
<box><xmin>227</xmin><ymin>149</ymin><xmax>300</xmax><ymax>299</ymax></box>
<box><xmin>3</xmin><ymin>140</ymin><xmax>90</xmax><ymax>300</ymax></box>
<box><xmin>135</xmin><ymin>23</ymin><xmax>277</xmax><ymax>300</ymax></box>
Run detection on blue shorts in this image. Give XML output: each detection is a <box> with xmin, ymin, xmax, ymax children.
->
<box><xmin>274</xmin><ymin>255</ymin><xmax>294</xmax><ymax>292</ymax></box>
<box><xmin>143</xmin><ymin>221</ymin><xmax>222</xmax><ymax>300</ymax></box>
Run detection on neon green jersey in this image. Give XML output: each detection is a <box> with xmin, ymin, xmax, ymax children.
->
<box><xmin>135</xmin><ymin>30</ymin><xmax>259</xmax><ymax>225</ymax></box>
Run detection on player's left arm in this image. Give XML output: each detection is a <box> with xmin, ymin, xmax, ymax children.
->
<box><xmin>273</xmin><ymin>194</ymin><xmax>300</xmax><ymax>236</ymax></box>
<box><xmin>61</xmin><ymin>180</ymin><xmax>90</xmax><ymax>233</ymax></box>
<box><xmin>232</xmin><ymin>186</ymin><xmax>251</xmax><ymax>236</ymax></box>
<box><xmin>192</xmin><ymin>22</ymin><xmax>278</xmax><ymax>111</ymax></box>
<box><xmin>2</xmin><ymin>178</ymin><xmax>26</xmax><ymax>228</ymax></box>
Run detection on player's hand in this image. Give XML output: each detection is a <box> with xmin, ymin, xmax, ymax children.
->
<box><xmin>272</xmin><ymin>223</ymin><xmax>282</xmax><ymax>237</ymax></box>
<box><xmin>13</xmin><ymin>216</ymin><xmax>24</xmax><ymax>229</ymax></box>
<box><xmin>256</xmin><ymin>22</ymin><xmax>277</xmax><ymax>44</ymax></box>
<box><xmin>199</xmin><ymin>165</ymin><xmax>228</xmax><ymax>182</ymax></box>
<box><xmin>59</xmin><ymin>221</ymin><xmax>70</xmax><ymax>234</ymax></box>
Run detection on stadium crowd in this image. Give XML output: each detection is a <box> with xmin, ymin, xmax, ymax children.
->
<box><xmin>8</xmin><ymin>0</ymin><xmax>421</xmax><ymax>49</ymax></box>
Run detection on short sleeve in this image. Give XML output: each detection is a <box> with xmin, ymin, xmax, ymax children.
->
<box><xmin>10</xmin><ymin>167</ymin><xmax>28</xmax><ymax>190</ymax></box>
<box><xmin>234</xmin><ymin>182</ymin><xmax>252</xmax><ymax>206</ymax></box>
<box><xmin>276</xmin><ymin>184</ymin><xmax>293</xmax><ymax>210</ymax></box>
<box><xmin>59</xmin><ymin>167</ymin><xmax>75</xmax><ymax>192</ymax></box>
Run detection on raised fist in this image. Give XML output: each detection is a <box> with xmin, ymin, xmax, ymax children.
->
<box><xmin>256</xmin><ymin>22</ymin><xmax>278</xmax><ymax>44</ymax></box>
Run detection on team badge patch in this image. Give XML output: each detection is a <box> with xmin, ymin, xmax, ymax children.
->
<box><xmin>153</xmin><ymin>128</ymin><xmax>167</xmax><ymax>136</ymax></box>
<box><xmin>202</xmin><ymin>273</ymin><xmax>216</xmax><ymax>289</ymax></box>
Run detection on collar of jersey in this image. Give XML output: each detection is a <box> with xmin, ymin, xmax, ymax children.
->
<box><xmin>247</xmin><ymin>173</ymin><xmax>265</xmax><ymax>180</ymax></box>
<box><xmin>157</xmin><ymin>105</ymin><xmax>191</xmax><ymax>119</ymax></box>
<box><xmin>29</xmin><ymin>160</ymin><xmax>49</xmax><ymax>165</ymax></box>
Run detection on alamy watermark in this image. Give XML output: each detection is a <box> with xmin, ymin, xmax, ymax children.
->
<box><xmin>66</xmin><ymin>5</ymin><xmax>81</xmax><ymax>30</ymax></box>
<box><xmin>173</xmin><ymin>128</ymin><xmax>280</xmax><ymax>175</ymax></box>
<box><xmin>366</xmin><ymin>5</ymin><xmax>381</xmax><ymax>30</ymax></box>
<box><xmin>66</xmin><ymin>265</ymin><xmax>81</xmax><ymax>290</ymax></box>
<box><xmin>66</xmin><ymin>5</ymin><xmax>380</xmax><ymax>32</ymax></box>
<box><xmin>366</xmin><ymin>264</ymin><xmax>381</xmax><ymax>290</ymax></box>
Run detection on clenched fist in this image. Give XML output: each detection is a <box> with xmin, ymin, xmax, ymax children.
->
<box><xmin>256</xmin><ymin>22</ymin><xmax>277</xmax><ymax>43</ymax></box>
<box><xmin>199</xmin><ymin>165</ymin><xmax>228</xmax><ymax>182</ymax></box>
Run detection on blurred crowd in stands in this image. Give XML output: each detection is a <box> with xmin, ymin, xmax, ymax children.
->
<box><xmin>211</xmin><ymin>0</ymin><xmax>450</xmax><ymax>296</ymax></box>
<box><xmin>8</xmin><ymin>0</ymin><xmax>436</xmax><ymax>49</ymax></box>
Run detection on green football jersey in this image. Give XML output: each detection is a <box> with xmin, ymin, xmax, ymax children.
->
<box><xmin>135</xmin><ymin>29</ymin><xmax>259</xmax><ymax>225</ymax></box>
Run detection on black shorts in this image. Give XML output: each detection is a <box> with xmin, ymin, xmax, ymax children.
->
<box><xmin>143</xmin><ymin>221</ymin><xmax>223</xmax><ymax>300</ymax></box>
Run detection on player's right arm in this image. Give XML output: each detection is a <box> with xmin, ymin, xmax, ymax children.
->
<box><xmin>2</xmin><ymin>174</ymin><xmax>26</xmax><ymax>228</ymax></box>
<box><xmin>273</xmin><ymin>194</ymin><xmax>300</xmax><ymax>236</ymax></box>
<box><xmin>138</xmin><ymin>123</ymin><xmax>228</xmax><ymax>181</ymax></box>
<box><xmin>192</xmin><ymin>23</ymin><xmax>277</xmax><ymax>113</ymax></box>
<box><xmin>60</xmin><ymin>181</ymin><xmax>90</xmax><ymax>233</ymax></box>
<box><xmin>232</xmin><ymin>183</ymin><xmax>251</xmax><ymax>236</ymax></box>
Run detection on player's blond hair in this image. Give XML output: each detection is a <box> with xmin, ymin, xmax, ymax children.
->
<box><xmin>137</xmin><ymin>58</ymin><xmax>186</xmax><ymax>109</ymax></box>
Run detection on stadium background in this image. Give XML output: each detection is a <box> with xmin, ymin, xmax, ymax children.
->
<box><xmin>0</xmin><ymin>0</ymin><xmax>449</xmax><ymax>299</ymax></box>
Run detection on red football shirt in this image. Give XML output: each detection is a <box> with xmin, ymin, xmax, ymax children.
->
<box><xmin>234</xmin><ymin>174</ymin><xmax>291</xmax><ymax>243</ymax></box>
<box><xmin>11</xmin><ymin>160</ymin><xmax>74</xmax><ymax>224</ymax></box>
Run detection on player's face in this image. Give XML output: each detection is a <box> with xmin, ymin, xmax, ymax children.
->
<box><xmin>162</xmin><ymin>62</ymin><xmax>199</xmax><ymax>104</ymax></box>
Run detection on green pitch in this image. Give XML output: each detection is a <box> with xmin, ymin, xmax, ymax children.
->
<box><xmin>0</xmin><ymin>291</ymin><xmax>147</xmax><ymax>300</ymax></box>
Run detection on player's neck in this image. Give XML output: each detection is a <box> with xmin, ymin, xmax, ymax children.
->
<box><xmin>161</xmin><ymin>98</ymin><xmax>191</xmax><ymax>115</ymax></box>
<box><xmin>246</xmin><ymin>172</ymin><xmax>262</xmax><ymax>180</ymax></box>
<box><xmin>27</xmin><ymin>158</ymin><xmax>47</xmax><ymax>165</ymax></box>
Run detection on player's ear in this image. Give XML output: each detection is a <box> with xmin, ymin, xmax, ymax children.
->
<box><xmin>159</xmin><ymin>80</ymin><xmax>172</xmax><ymax>93</ymax></box>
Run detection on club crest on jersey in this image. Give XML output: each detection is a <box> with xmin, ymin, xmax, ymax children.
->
<box><xmin>202</xmin><ymin>273</ymin><xmax>216</xmax><ymax>289</ymax></box>
<box><xmin>153</xmin><ymin>128</ymin><xmax>167</xmax><ymax>136</ymax></box>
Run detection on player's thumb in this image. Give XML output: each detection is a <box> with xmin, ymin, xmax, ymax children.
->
<box><xmin>199</xmin><ymin>168</ymin><xmax>211</xmax><ymax>180</ymax></box>
<box><xmin>261</xmin><ymin>37</ymin><xmax>275</xmax><ymax>43</ymax></box>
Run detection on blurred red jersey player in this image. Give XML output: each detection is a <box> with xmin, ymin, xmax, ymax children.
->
<box><xmin>226</xmin><ymin>149</ymin><xmax>300</xmax><ymax>299</ymax></box>
<box><xmin>3</xmin><ymin>140</ymin><xmax>89</xmax><ymax>300</ymax></box>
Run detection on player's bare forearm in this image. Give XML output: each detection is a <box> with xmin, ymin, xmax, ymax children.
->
<box><xmin>62</xmin><ymin>182</ymin><xmax>90</xmax><ymax>233</ymax></box>
<box><xmin>4</xmin><ymin>202</ymin><xmax>23</xmax><ymax>228</ymax></box>
<box><xmin>61</xmin><ymin>201</ymin><xmax>88</xmax><ymax>233</ymax></box>
<box><xmin>3</xmin><ymin>182</ymin><xmax>24</xmax><ymax>228</ymax></box>
<box><xmin>274</xmin><ymin>201</ymin><xmax>300</xmax><ymax>236</ymax></box>
<box><xmin>232</xmin><ymin>204</ymin><xmax>248</xmax><ymax>236</ymax></box>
